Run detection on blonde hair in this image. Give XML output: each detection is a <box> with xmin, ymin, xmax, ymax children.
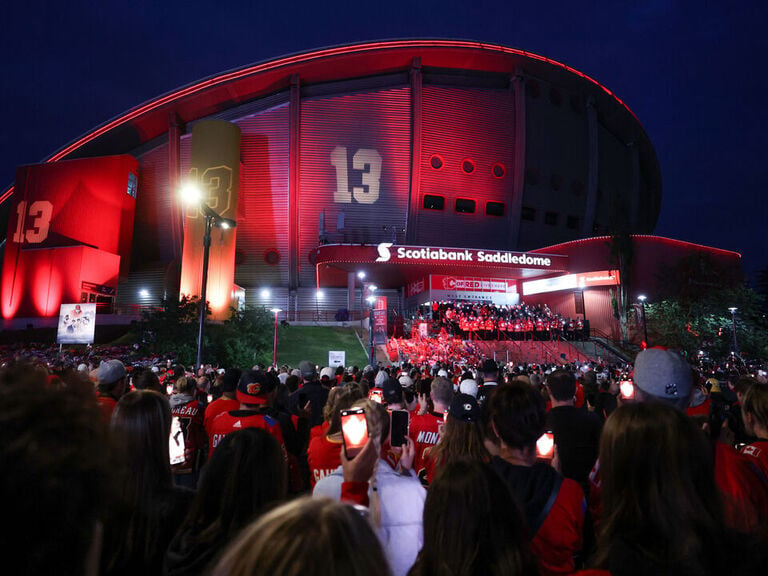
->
<box><xmin>212</xmin><ymin>497</ymin><xmax>390</xmax><ymax>576</ymax></box>
<box><xmin>742</xmin><ymin>383</ymin><xmax>768</xmax><ymax>429</ymax></box>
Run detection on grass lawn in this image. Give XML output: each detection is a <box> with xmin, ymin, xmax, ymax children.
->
<box><xmin>275</xmin><ymin>325</ymin><xmax>369</xmax><ymax>368</ymax></box>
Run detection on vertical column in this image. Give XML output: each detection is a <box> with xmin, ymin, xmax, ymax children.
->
<box><xmin>508</xmin><ymin>70</ymin><xmax>526</xmax><ymax>249</ymax></box>
<box><xmin>406</xmin><ymin>58</ymin><xmax>422</xmax><ymax>244</ymax></box>
<box><xmin>581</xmin><ymin>96</ymin><xmax>599</xmax><ymax>237</ymax></box>
<box><xmin>168</xmin><ymin>113</ymin><xmax>183</xmax><ymax>300</ymax></box>
<box><xmin>289</xmin><ymin>74</ymin><xmax>301</xmax><ymax>292</ymax></box>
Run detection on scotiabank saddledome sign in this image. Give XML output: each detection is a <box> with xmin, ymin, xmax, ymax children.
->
<box><xmin>375</xmin><ymin>243</ymin><xmax>565</xmax><ymax>270</ymax></box>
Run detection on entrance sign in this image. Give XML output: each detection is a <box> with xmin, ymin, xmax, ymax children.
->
<box><xmin>375</xmin><ymin>243</ymin><xmax>565</xmax><ymax>270</ymax></box>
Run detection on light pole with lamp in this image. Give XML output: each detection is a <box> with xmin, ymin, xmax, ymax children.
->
<box><xmin>357</xmin><ymin>271</ymin><xmax>366</xmax><ymax>324</ymax></box>
<box><xmin>638</xmin><ymin>294</ymin><xmax>649</xmax><ymax>347</ymax></box>
<box><xmin>728</xmin><ymin>307</ymin><xmax>739</xmax><ymax>355</ymax></box>
<box><xmin>181</xmin><ymin>183</ymin><xmax>237</xmax><ymax>370</ymax></box>
<box><xmin>270</xmin><ymin>308</ymin><xmax>282</xmax><ymax>367</ymax></box>
<box><xmin>367</xmin><ymin>295</ymin><xmax>377</xmax><ymax>366</ymax></box>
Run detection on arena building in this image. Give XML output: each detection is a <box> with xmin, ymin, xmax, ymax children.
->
<box><xmin>0</xmin><ymin>40</ymin><xmax>740</xmax><ymax>340</ymax></box>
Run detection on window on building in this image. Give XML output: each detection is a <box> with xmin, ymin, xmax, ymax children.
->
<box><xmin>455</xmin><ymin>198</ymin><xmax>476</xmax><ymax>214</ymax></box>
<box><xmin>423</xmin><ymin>195</ymin><xmax>445</xmax><ymax>210</ymax></box>
<box><xmin>521</xmin><ymin>206</ymin><xmax>536</xmax><ymax>221</ymax></box>
<box><xmin>486</xmin><ymin>202</ymin><xmax>505</xmax><ymax>217</ymax></box>
<box><xmin>544</xmin><ymin>211</ymin><xmax>559</xmax><ymax>226</ymax></box>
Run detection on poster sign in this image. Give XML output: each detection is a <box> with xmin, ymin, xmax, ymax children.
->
<box><xmin>372</xmin><ymin>296</ymin><xmax>388</xmax><ymax>345</ymax></box>
<box><xmin>57</xmin><ymin>303</ymin><xmax>97</xmax><ymax>344</ymax></box>
<box><xmin>328</xmin><ymin>351</ymin><xmax>346</xmax><ymax>368</ymax></box>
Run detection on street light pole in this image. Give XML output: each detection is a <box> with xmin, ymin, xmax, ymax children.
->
<box><xmin>728</xmin><ymin>307</ymin><xmax>739</xmax><ymax>354</ymax></box>
<box><xmin>367</xmin><ymin>295</ymin><xmax>376</xmax><ymax>366</ymax></box>
<box><xmin>270</xmin><ymin>308</ymin><xmax>282</xmax><ymax>367</ymax></box>
<box><xmin>181</xmin><ymin>182</ymin><xmax>236</xmax><ymax>370</ymax></box>
<box><xmin>638</xmin><ymin>294</ymin><xmax>649</xmax><ymax>346</ymax></box>
<box><xmin>196</xmin><ymin>214</ymin><xmax>214</xmax><ymax>369</ymax></box>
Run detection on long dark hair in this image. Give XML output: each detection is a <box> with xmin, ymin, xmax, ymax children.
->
<box><xmin>409</xmin><ymin>459</ymin><xmax>537</xmax><ymax>576</ymax></box>
<box><xmin>103</xmin><ymin>390</ymin><xmax>173</xmax><ymax>572</ymax></box>
<box><xmin>428</xmin><ymin>415</ymin><xmax>489</xmax><ymax>476</ymax></box>
<box><xmin>180</xmin><ymin>428</ymin><xmax>286</xmax><ymax>544</ymax></box>
<box><xmin>595</xmin><ymin>403</ymin><xmax>728</xmax><ymax>574</ymax></box>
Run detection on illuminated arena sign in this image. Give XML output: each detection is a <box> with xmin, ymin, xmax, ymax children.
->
<box><xmin>375</xmin><ymin>243</ymin><xmax>562</xmax><ymax>269</ymax></box>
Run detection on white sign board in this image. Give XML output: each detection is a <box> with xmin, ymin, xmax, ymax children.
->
<box><xmin>328</xmin><ymin>351</ymin><xmax>346</xmax><ymax>368</ymax></box>
<box><xmin>57</xmin><ymin>303</ymin><xmax>97</xmax><ymax>344</ymax></box>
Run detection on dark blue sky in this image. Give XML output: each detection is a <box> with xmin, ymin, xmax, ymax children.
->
<box><xmin>3</xmin><ymin>1</ymin><xmax>766</xmax><ymax>279</ymax></box>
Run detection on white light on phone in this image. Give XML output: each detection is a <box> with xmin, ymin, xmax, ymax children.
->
<box><xmin>536</xmin><ymin>433</ymin><xmax>554</xmax><ymax>458</ymax></box>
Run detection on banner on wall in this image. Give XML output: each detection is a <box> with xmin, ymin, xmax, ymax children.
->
<box><xmin>56</xmin><ymin>303</ymin><xmax>97</xmax><ymax>344</ymax></box>
<box><xmin>372</xmin><ymin>296</ymin><xmax>388</xmax><ymax>345</ymax></box>
<box><xmin>179</xmin><ymin>120</ymin><xmax>241</xmax><ymax>320</ymax></box>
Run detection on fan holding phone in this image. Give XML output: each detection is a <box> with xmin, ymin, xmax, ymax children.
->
<box><xmin>314</xmin><ymin>399</ymin><xmax>426</xmax><ymax>576</ymax></box>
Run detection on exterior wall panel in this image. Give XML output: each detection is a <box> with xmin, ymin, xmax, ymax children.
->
<box><xmin>416</xmin><ymin>86</ymin><xmax>515</xmax><ymax>249</ymax></box>
<box><xmin>299</xmin><ymin>87</ymin><xmax>412</xmax><ymax>287</ymax></box>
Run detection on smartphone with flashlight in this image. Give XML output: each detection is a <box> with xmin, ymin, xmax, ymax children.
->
<box><xmin>369</xmin><ymin>389</ymin><xmax>384</xmax><ymax>404</ymax></box>
<box><xmin>169</xmin><ymin>416</ymin><xmax>186</xmax><ymax>466</ymax></box>
<box><xmin>341</xmin><ymin>408</ymin><xmax>369</xmax><ymax>460</ymax></box>
<box><xmin>390</xmin><ymin>409</ymin><xmax>410</xmax><ymax>447</ymax></box>
<box><xmin>619</xmin><ymin>380</ymin><xmax>635</xmax><ymax>400</ymax></box>
<box><xmin>535</xmin><ymin>431</ymin><xmax>555</xmax><ymax>460</ymax></box>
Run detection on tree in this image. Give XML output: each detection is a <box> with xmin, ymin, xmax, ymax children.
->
<box><xmin>140</xmin><ymin>295</ymin><xmax>203</xmax><ymax>365</ymax></box>
<box><xmin>140</xmin><ymin>298</ymin><xmax>274</xmax><ymax>368</ymax></box>
<box><xmin>642</xmin><ymin>254</ymin><xmax>768</xmax><ymax>360</ymax></box>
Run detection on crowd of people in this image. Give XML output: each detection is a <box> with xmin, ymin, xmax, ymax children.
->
<box><xmin>2</xmin><ymin>348</ymin><xmax>768</xmax><ymax>576</ymax></box>
<box><xmin>417</xmin><ymin>300</ymin><xmax>586</xmax><ymax>341</ymax></box>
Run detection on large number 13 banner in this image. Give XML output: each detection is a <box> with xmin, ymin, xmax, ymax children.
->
<box><xmin>179</xmin><ymin>120</ymin><xmax>241</xmax><ymax>320</ymax></box>
<box><xmin>2</xmin><ymin>155</ymin><xmax>138</xmax><ymax>318</ymax></box>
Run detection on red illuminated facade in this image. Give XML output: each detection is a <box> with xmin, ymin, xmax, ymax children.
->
<box><xmin>0</xmin><ymin>40</ymin><xmax>734</xmax><ymax>336</ymax></box>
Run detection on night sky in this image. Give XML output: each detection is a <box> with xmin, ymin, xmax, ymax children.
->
<box><xmin>3</xmin><ymin>1</ymin><xmax>766</xmax><ymax>280</ymax></box>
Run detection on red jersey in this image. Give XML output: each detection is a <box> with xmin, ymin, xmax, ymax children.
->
<box><xmin>97</xmin><ymin>395</ymin><xmax>117</xmax><ymax>423</ymax></box>
<box><xmin>204</xmin><ymin>396</ymin><xmax>239</xmax><ymax>445</ymax></box>
<box><xmin>208</xmin><ymin>409</ymin><xmax>285</xmax><ymax>456</ymax></box>
<box><xmin>741</xmin><ymin>440</ymin><xmax>768</xmax><ymax>482</ymax></box>
<box><xmin>410</xmin><ymin>411</ymin><xmax>444</xmax><ymax>480</ymax></box>
<box><xmin>307</xmin><ymin>435</ymin><xmax>343</xmax><ymax>488</ymax></box>
<box><xmin>310</xmin><ymin>420</ymin><xmax>330</xmax><ymax>439</ymax></box>
<box><xmin>171</xmin><ymin>398</ymin><xmax>206</xmax><ymax>473</ymax></box>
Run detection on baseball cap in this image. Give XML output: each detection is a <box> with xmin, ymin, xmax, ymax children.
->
<box><xmin>633</xmin><ymin>348</ymin><xmax>692</xmax><ymax>401</ymax></box>
<box><xmin>98</xmin><ymin>359</ymin><xmax>127</xmax><ymax>385</ymax></box>
<box><xmin>382</xmin><ymin>378</ymin><xmax>404</xmax><ymax>405</ymax></box>
<box><xmin>459</xmin><ymin>378</ymin><xmax>478</xmax><ymax>398</ymax></box>
<box><xmin>398</xmin><ymin>375</ymin><xmax>414</xmax><ymax>388</ymax></box>
<box><xmin>236</xmin><ymin>370</ymin><xmax>275</xmax><ymax>404</ymax></box>
<box><xmin>299</xmin><ymin>360</ymin><xmax>317</xmax><ymax>380</ymax></box>
<box><xmin>449</xmin><ymin>393</ymin><xmax>481</xmax><ymax>422</ymax></box>
<box><xmin>320</xmin><ymin>366</ymin><xmax>335</xmax><ymax>381</ymax></box>
<box><xmin>437</xmin><ymin>369</ymin><xmax>448</xmax><ymax>378</ymax></box>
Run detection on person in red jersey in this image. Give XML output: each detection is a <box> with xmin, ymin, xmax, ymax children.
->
<box><xmin>208</xmin><ymin>369</ymin><xmax>285</xmax><ymax>457</ymax></box>
<box><xmin>96</xmin><ymin>359</ymin><xmax>127</xmax><ymax>422</ymax></box>
<box><xmin>741</xmin><ymin>382</ymin><xmax>768</xmax><ymax>480</ymax></box>
<box><xmin>169</xmin><ymin>375</ymin><xmax>207</xmax><ymax>487</ymax></box>
<box><xmin>411</xmin><ymin>375</ymin><xmax>453</xmax><ymax>484</ymax></box>
<box><xmin>308</xmin><ymin>385</ymin><xmax>364</xmax><ymax>487</ymax></box>
<box><xmin>204</xmin><ymin>368</ymin><xmax>241</xmax><ymax>448</ymax></box>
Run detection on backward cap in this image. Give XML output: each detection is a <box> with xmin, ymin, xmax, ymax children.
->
<box><xmin>97</xmin><ymin>359</ymin><xmax>126</xmax><ymax>385</ymax></box>
<box><xmin>633</xmin><ymin>348</ymin><xmax>692</xmax><ymax>400</ymax></box>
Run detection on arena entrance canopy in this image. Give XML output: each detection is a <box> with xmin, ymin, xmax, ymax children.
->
<box><xmin>313</xmin><ymin>243</ymin><xmax>569</xmax><ymax>289</ymax></box>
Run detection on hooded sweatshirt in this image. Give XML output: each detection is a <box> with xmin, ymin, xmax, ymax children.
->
<box><xmin>490</xmin><ymin>457</ymin><xmax>585</xmax><ymax>576</ymax></box>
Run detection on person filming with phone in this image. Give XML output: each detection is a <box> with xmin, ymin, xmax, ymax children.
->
<box><xmin>313</xmin><ymin>398</ymin><xmax>426</xmax><ymax>576</ymax></box>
